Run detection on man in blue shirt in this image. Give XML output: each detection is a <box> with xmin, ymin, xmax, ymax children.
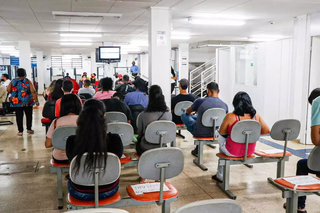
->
<box><xmin>130</xmin><ymin>61</ymin><xmax>139</xmax><ymax>77</ymax></box>
<box><xmin>181</xmin><ymin>82</ymin><xmax>228</xmax><ymax>157</ymax></box>
<box><xmin>124</xmin><ymin>78</ymin><xmax>148</xmax><ymax>108</ymax></box>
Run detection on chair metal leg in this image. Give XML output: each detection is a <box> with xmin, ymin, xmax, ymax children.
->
<box><xmin>57</xmin><ymin>168</ymin><xmax>63</xmax><ymax>209</ymax></box>
<box><xmin>193</xmin><ymin>141</ymin><xmax>208</xmax><ymax>171</ymax></box>
<box><xmin>276</xmin><ymin>160</ymin><xmax>285</xmax><ymax>178</ymax></box>
<box><xmin>286</xmin><ymin>191</ymin><xmax>298</xmax><ymax>213</ymax></box>
<box><xmin>244</xmin><ymin>164</ymin><xmax>253</xmax><ymax>168</ymax></box>
<box><xmin>217</xmin><ymin>160</ymin><xmax>236</xmax><ymax>200</ymax></box>
<box><xmin>207</xmin><ymin>144</ymin><xmax>216</xmax><ymax>149</ymax></box>
<box><xmin>161</xmin><ymin>200</ymin><xmax>170</xmax><ymax>213</ymax></box>
<box><xmin>176</xmin><ymin>130</ymin><xmax>185</xmax><ymax>139</ymax></box>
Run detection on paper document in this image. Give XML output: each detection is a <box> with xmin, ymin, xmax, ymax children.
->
<box><xmin>283</xmin><ymin>176</ymin><xmax>320</xmax><ymax>186</ymax></box>
<box><xmin>131</xmin><ymin>182</ymin><xmax>170</xmax><ymax>195</ymax></box>
<box><xmin>260</xmin><ymin>149</ymin><xmax>283</xmax><ymax>154</ymax></box>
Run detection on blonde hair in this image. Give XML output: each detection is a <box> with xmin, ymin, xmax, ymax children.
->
<box><xmin>48</xmin><ymin>80</ymin><xmax>57</xmax><ymax>93</ymax></box>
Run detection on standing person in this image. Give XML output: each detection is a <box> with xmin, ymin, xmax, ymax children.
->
<box><xmin>124</xmin><ymin>78</ymin><xmax>148</xmax><ymax>108</ymax></box>
<box><xmin>49</xmin><ymin>79</ymin><xmax>64</xmax><ymax>101</ymax></box>
<box><xmin>7</xmin><ymin>68</ymin><xmax>39</xmax><ymax>136</ymax></box>
<box><xmin>78</xmin><ymin>79</ymin><xmax>95</xmax><ymax>97</ymax></box>
<box><xmin>130</xmin><ymin>61</ymin><xmax>139</xmax><ymax>77</ymax></box>
<box><xmin>115</xmin><ymin>75</ymin><xmax>133</xmax><ymax>95</ymax></box>
<box><xmin>171</xmin><ymin>79</ymin><xmax>197</xmax><ymax>125</ymax></box>
<box><xmin>181</xmin><ymin>82</ymin><xmax>228</xmax><ymax>157</ymax></box>
<box><xmin>1</xmin><ymin>74</ymin><xmax>11</xmax><ymax>88</ymax></box>
<box><xmin>0</xmin><ymin>83</ymin><xmax>6</xmax><ymax>108</ymax></box>
<box><xmin>93</xmin><ymin>77</ymin><xmax>115</xmax><ymax>100</ymax></box>
<box><xmin>64</xmin><ymin>73</ymin><xmax>71</xmax><ymax>80</ymax></box>
<box><xmin>171</xmin><ymin>67</ymin><xmax>177</xmax><ymax>94</ymax></box>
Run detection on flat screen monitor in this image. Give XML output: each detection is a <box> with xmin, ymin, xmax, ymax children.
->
<box><xmin>99</xmin><ymin>46</ymin><xmax>121</xmax><ymax>61</ymax></box>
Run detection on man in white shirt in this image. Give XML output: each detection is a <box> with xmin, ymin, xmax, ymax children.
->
<box><xmin>78</xmin><ymin>79</ymin><xmax>95</xmax><ymax>97</ymax></box>
<box><xmin>1</xmin><ymin>74</ymin><xmax>10</xmax><ymax>88</ymax></box>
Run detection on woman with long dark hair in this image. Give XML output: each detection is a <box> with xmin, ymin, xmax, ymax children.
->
<box><xmin>66</xmin><ymin>99</ymin><xmax>123</xmax><ymax>201</ymax></box>
<box><xmin>49</xmin><ymin>79</ymin><xmax>64</xmax><ymax>101</ymax></box>
<box><xmin>135</xmin><ymin>85</ymin><xmax>172</xmax><ymax>156</ymax></box>
<box><xmin>93</xmin><ymin>77</ymin><xmax>115</xmax><ymax>100</ymax></box>
<box><xmin>211</xmin><ymin>91</ymin><xmax>270</xmax><ymax>183</ymax></box>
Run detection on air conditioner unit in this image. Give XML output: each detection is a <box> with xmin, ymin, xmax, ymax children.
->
<box><xmin>52</xmin><ymin>11</ymin><xmax>122</xmax><ymax>19</ymax></box>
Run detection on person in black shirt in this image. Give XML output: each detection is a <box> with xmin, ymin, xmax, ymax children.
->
<box><xmin>171</xmin><ymin>78</ymin><xmax>197</xmax><ymax>124</ymax></box>
<box><xmin>115</xmin><ymin>75</ymin><xmax>133</xmax><ymax>95</ymax></box>
<box><xmin>171</xmin><ymin>67</ymin><xmax>177</xmax><ymax>94</ymax></box>
<box><xmin>101</xmin><ymin>92</ymin><xmax>133</xmax><ymax>123</ymax></box>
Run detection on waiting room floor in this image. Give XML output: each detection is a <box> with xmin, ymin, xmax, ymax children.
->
<box><xmin>0</xmin><ymin>106</ymin><xmax>319</xmax><ymax>213</ymax></box>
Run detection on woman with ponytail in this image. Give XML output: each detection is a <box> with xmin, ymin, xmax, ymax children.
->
<box><xmin>66</xmin><ymin>99</ymin><xmax>123</xmax><ymax>201</ymax></box>
<box><xmin>136</xmin><ymin>85</ymin><xmax>172</xmax><ymax>156</ymax></box>
<box><xmin>212</xmin><ymin>91</ymin><xmax>270</xmax><ymax>183</ymax></box>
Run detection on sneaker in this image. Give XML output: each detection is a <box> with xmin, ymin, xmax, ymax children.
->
<box><xmin>191</xmin><ymin>149</ymin><xmax>198</xmax><ymax>157</ymax></box>
<box><xmin>27</xmin><ymin>130</ymin><xmax>34</xmax><ymax>134</ymax></box>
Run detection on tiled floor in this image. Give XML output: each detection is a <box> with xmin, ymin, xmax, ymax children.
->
<box><xmin>0</xmin><ymin>106</ymin><xmax>319</xmax><ymax>213</ymax></box>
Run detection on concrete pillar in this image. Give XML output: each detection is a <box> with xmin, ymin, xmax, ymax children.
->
<box><xmin>178</xmin><ymin>43</ymin><xmax>189</xmax><ymax>81</ymax></box>
<box><xmin>36</xmin><ymin>51</ymin><xmax>45</xmax><ymax>94</ymax></box>
<box><xmin>148</xmin><ymin>7</ymin><xmax>172</xmax><ymax>107</ymax></box>
<box><xmin>19</xmin><ymin>41</ymin><xmax>32</xmax><ymax>78</ymax></box>
<box><xmin>91</xmin><ymin>51</ymin><xmax>97</xmax><ymax>76</ymax></box>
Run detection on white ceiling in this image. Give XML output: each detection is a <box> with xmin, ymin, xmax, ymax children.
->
<box><xmin>1</xmin><ymin>0</ymin><xmax>320</xmax><ymax>54</ymax></box>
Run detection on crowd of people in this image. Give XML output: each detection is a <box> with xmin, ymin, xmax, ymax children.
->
<box><xmin>1</xmin><ymin>67</ymin><xmax>319</xmax><ymax>212</ymax></box>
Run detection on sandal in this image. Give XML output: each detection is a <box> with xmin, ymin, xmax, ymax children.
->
<box><xmin>211</xmin><ymin>174</ymin><xmax>223</xmax><ymax>183</ymax></box>
<box><xmin>27</xmin><ymin>130</ymin><xmax>34</xmax><ymax>134</ymax></box>
<box><xmin>283</xmin><ymin>203</ymin><xmax>307</xmax><ymax>213</ymax></box>
<box><xmin>17</xmin><ymin>132</ymin><xmax>23</xmax><ymax>136</ymax></box>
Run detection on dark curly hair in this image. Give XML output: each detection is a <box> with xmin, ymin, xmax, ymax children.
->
<box><xmin>145</xmin><ymin>85</ymin><xmax>168</xmax><ymax>112</ymax></box>
<box><xmin>233</xmin><ymin>91</ymin><xmax>256</xmax><ymax>119</ymax></box>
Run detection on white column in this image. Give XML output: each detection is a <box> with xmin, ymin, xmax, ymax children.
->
<box><xmin>178</xmin><ymin>43</ymin><xmax>189</xmax><ymax>81</ymax></box>
<box><xmin>91</xmin><ymin>51</ymin><xmax>97</xmax><ymax>75</ymax></box>
<box><xmin>36</xmin><ymin>51</ymin><xmax>44</xmax><ymax>94</ymax></box>
<box><xmin>148</xmin><ymin>7</ymin><xmax>172</xmax><ymax>107</ymax></box>
<box><xmin>290</xmin><ymin>15</ymin><xmax>312</xmax><ymax>144</ymax></box>
<box><xmin>19</xmin><ymin>41</ymin><xmax>32</xmax><ymax>78</ymax></box>
<box><xmin>102</xmin><ymin>42</ymin><xmax>115</xmax><ymax>79</ymax></box>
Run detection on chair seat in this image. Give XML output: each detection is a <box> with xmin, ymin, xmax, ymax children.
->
<box><xmin>176</xmin><ymin>124</ymin><xmax>184</xmax><ymax>127</ymax></box>
<box><xmin>274</xmin><ymin>176</ymin><xmax>320</xmax><ymax>191</ymax></box>
<box><xmin>254</xmin><ymin>150</ymin><xmax>292</xmax><ymax>158</ymax></box>
<box><xmin>41</xmin><ymin>118</ymin><xmax>52</xmax><ymax>124</ymax></box>
<box><xmin>193</xmin><ymin>136</ymin><xmax>214</xmax><ymax>140</ymax></box>
<box><xmin>120</xmin><ymin>154</ymin><xmax>132</xmax><ymax>164</ymax></box>
<box><xmin>216</xmin><ymin>153</ymin><xmax>255</xmax><ymax>160</ymax></box>
<box><xmin>67</xmin><ymin>192</ymin><xmax>121</xmax><ymax>207</ymax></box>
<box><xmin>126</xmin><ymin>182</ymin><xmax>178</xmax><ymax>202</ymax></box>
<box><xmin>50</xmin><ymin>159</ymin><xmax>70</xmax><ymax>167</ymax></box>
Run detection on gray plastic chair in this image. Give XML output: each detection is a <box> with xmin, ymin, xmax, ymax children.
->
<box><xmin>107</xmin><ymin>122</ymin><xmax>134</xmax><ymax>147</ymax></box>
<box><xmin>105</xmin><ymin>112</ymin><xmax>127</xmax><ymax>124</ymax></box>
<box><xmin>136</xmin><ymin>112</ymin><xmax>143</xmax><ymax>129</ymax></box>
<box><xmin>138</xmin><ymin>147</ymin><xmax>184</xmax><ymax>212</ymax></box>
<box><xmin>66</xmin><ymin>208</ymin><xmax>129</xmax><ymax>213</ymax></box>
<box><xmin>68</xmin><ymin>153</ymin><xmax>121</xmax><ymax>208</ymax></box>
<box><xmin>51</xmin><ymin>126</ymin><xmax>77</xmax><ymax>209</ymax></box>
<box><xmin>174</xmin><ymin>199</ymin><xmax>242</xmax><ymax>213</ymax></box>
<box><xmin>145</xmin><ymin>120</ymin><xmax>177</xmax><ymax>147</ymax></box>
<box><xmin>193</xmin><ymin>108</ymin><xmax>226</xmax><ymax>171</ymax></box>
<box><xmin>174</xmin><ymin>101</ymin><xmax>193</xmax><ymax>139</ymax></box>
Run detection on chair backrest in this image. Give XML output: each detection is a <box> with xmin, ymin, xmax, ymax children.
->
<box><xmin>80</xmin><ymin>93</ymin><xmax>93</xmax><ymax>100</ymax></box>
<box><xmin>66</xmin><ymin>208</ymin><xmax>129</xmax><ymax>213</ymax></box>
<box><xmin>230</xmin><ymin>120</ymin><xmax>261</xmax><ymax>144</ymax></box>
<box><xmin>70</xmin><ymin>152</ymin><xmax>120</xmax><ymax>186</ymax></box>
<box><xmin>174</xmin><ymin>101</ymin><xmax>193</xmax><ymax>116</ymax></box>
<box><xmin>308</xmin><ymin>146</ymin><xmax>320</xmax><ymax>171</ymax></box>
<box><xmin>129</xmin><ymin>104</ymin><xmax>145</xmax><ymax>134</ymax></box>
<box><xmin>174</xmin><ymin>199</ymin><xmax>242</xmax><ymax>213</ymax></box>
<box><xmin>270</xmin><ymin>119</ymin><xmax>301</xmax><ymax>141</ymax></box>
<box><xmin>42</xmin><ymin>100</ymin><xmax>56</xmax><ymax>120</ymax></box>
<box><xmin>201</xmin><ymin>108</ymin><xmax>226</xmax><ymax>128</ymax></box>
<box><xmin>138</xmin><ymin>147</ymin><xmax>184</xmax><ymax>180</ymax></box>
<box><xmin>105</xmin><ymin>112</ymin><xmax>127</xmax><ymax>123</ymax></box>
<box><xmin>136</xmin><ymin>112</ymin><xmax>143</xmax><ymax>129</ymax></box>
<box><xmin>52</xmin><ymin>126</ymin><xmax>77</xmax><ymax>150</ymax></box>
<box><xmin>145</xmin><ymin>121</ymin><xmax>176</xmax><ymax>146</ymax></box>
<box><xmin>107</xmin><ymin>122</ymin><xmax>134</xmax><ymax>146</ymax></box>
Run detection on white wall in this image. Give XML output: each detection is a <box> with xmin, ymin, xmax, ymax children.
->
<box><xmin>189</xmin><ymin>50</ymin><xmax>215</xmax><ymax>63</ymax></box>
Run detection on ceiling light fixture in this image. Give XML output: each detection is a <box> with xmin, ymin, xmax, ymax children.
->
<box><xmin>52</xmin><ymin>11</ymin><xmax>122</xmax><ymax>19</ymax></box>
<box><xmin>0</xmin><ymin>46</ymin><xmax>16</xmax><ymax>50</ymax></box>
<box><xmin>171</xmin><ymin>35</ymin><xmax>191</xmax><ymax>40</ymax></box>
<box><xmin>60</xmin><ymin>33</ymin><xmax>102</xmax><ymax>38</ymax></box>
<box><xmin>60</xmin><ymin>42</ymin><xmax>92</xmax><ymax>46</ymax></box>
<box><xmin>192</xmin><ymin>13</ymin><xmax>250</xmax><ymax>20</ymax></box>
<box><xmin>188</xmin><ymin>17</ymin><xmax>246</xmax><ymax>26</ymax></box>
<box><xmin>60</xmin><ymin>39</ymin><xmax>93</xmax><ymax>42</ymax></box>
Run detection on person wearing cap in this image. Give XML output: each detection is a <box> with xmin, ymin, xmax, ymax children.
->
<box><xmin>115</xmin><ymin>74</ymin><xmax>123</xmax><ymax>87</ymax></box>
<box><xmin>171</xmin><ymin>79</ymin><xmax>197</xmax><ymax>125</ymax></box>
<box><xmin>124</xmin><ymin>78</ymin><xmax>148</xmax><ymax>108</ymax></box>
<box><xmin>130</xmin><ymin>61</ymin><xmax>139</xmax><ymax>77</ymax></box>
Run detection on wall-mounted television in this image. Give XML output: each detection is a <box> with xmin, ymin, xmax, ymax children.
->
<box><xmin>98</xmin><ymin>46</ymin><xmax>121</xmax><ymax>62</ymax></box>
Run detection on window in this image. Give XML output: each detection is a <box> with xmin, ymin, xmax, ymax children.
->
<box><xmin>51</xmin><ymin>55</ymin><xmax>83</xmax><ymax>69</ymax></box>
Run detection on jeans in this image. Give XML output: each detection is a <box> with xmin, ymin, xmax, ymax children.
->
<box><xmin>68</xmin><ymin>181</ymin><xmax>119</xmax><ymax>201</ymax></box>
<box><xmin>181</xmin><ymin>113</ymin><xmax>197</xmax><ymax>135</ymax></box>
<box><xmin>296</xmin><ymin>159</ymin><xmax>320</xmax><ymax>209</ymax></box>
<box><xmin>14</xmin><ymin>106</ymin><xmax>33</xmax><ymax>132</ymax></box>
<box><xmin>216</xmin><ymin>136</ymin><xmax>235</xmax><ymax>179</ymax></box>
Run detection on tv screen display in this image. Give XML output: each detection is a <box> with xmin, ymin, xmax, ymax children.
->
<box><xmin>99</xmin><ymin>46</ymin><xmax>121</xmax><ymax>61</ymax></box>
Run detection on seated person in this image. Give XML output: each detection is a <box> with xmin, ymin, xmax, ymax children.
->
<box><xmin>115</xmin><ymin>74</ymin><xmax>122</xmax><ymax>87</ymax></box>
<box><xmin>115</xmin><ymin>75</ymin><xmax>133</xmax><ymax>95</ymax></box>
<box><xmin>101</xmin><ymin>92</ymin><xmax>132</xmax><ymax>123</ymax></box>
<box><xmin>43</xmin><ymin>80</ymin><xmax>56</xmax><ymax>101</ymax></box>
<box><xmin>181</xmin><ymin>82</ymin><xmax>228</xmax><ymax>157</ymax></box>
<box><xmin>124</xmin><ymin>78</ymin><xmax>148</xmax><ymax>108</ymax></box>
<box><xmin>66</xmin><ymin>99</ymin><xmax>123</xmax><ymax>201</ymax></box>
<box><xmin>211</xmin><ymin>92</ymin><xmax>270</xmax><ymax>183</ymax></box>
<box><xmin>0</xmin><ymin>83</ymin><xmax>6</xmax><ymax>107</ymax></box>
<box><xmin>78</xmin><ymin>79</ymin><xmax>95</xmax><ymax>97</ymax></box>
<box><xmin>49</xmin><ymin>79</ymin><xmax>64</xmax><ymax>101</ymax></box>
<box><xmin>45</xmin><ymin>94</ymin><xmax>82</xmax><ymax>164</ymax></box>
<box><xmin>171</xmin><ymin>78</ymin><xmax>197</xmax><ymax>124</ymax></box>
<box><xmin>136</xmin><ymin>85</ymin><xmax>172</xmax><ymax>156</ymax></box>
<box><xmin>93</xmin><ymin>77</ymin><xmax>115</xmax><ymax>100</ymax></box>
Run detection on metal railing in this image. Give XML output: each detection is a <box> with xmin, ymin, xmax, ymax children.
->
<box><xmin>190</xmin><ymin>58</ymin><xmax>216</xmax><ymax>97</ymax></box>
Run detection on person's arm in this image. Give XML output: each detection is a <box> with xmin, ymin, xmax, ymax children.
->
<box><xmin>256</xmin><ymin>114</ymin><xmax>271</xmax><ymax>135</ymax></box>
<box><xmin>30</xmin><ymin>82</ymin><xmax>39</xmax><ymax>106</ymax></box>
<box><xmin>219</xmin><ymin>113</ymin><xmax>233</xmax><ymax>137</ymax></box>
<box><xmin>66</xmin><ymin>135</ymin><xmax>76</xmax><ymax>162</ymax></box>
<box><xmin>6</xmin><ymin>82</ymin><xmax>12</xmax><ymax>93</ymax></box>
<box><xmin>45</xmin><ymin>138</ymin><xmax>52</xmax><ymax>148</ymax></box>
<box><xmin>186</xmin><ymin>99</ymin><xmax>201</xmax><ymax>115</ymax></box>
<box><xmin>186</xmin><ymin>106</ymin><xmax>193</xmax><ymax>115</ymax></box>
<box><xmin>311</xmin><ymin>126</ymin><xmax>320</xmax><ymax>146</ymax></box>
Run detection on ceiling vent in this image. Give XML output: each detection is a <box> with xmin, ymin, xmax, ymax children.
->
<box><xmin>52</xmin><ymin>11</ymin><xmax>122</xmax><ymax>19</ymax></box>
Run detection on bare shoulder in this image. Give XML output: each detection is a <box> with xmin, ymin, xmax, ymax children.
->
<box><xmin>224</xmin><ymin>113</ymin><xmax>236</xmax><ymax>122</ymax></box>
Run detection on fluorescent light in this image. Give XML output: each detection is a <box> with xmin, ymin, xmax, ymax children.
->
<box><xmin>60</xmin><ymin>42</ymin><xmax>92</xmax><ymax>46</ymax></box>
<box><xmin>52</xmin><ymin>11</ymin><xmax>122</xmax><ymax>19</ymax></box>
<box><xmin>192</xmin><ymin>13</ymin><xmax>250</xmax><ymax>20</ymax></box>
<box><xmin>189</xmin><ymin>17</ymin><xmax>246</xmax><ymax>26</ymax></box>
<box><xmin>60</xmin><ymin>39</ymin><xmax>92</xmax><ymax>42</ymax></box>
<box><xmin>60</xmin><ymin>33</ymin><xmax>102</xmax><ymax>38</ymax></box>
<box><xmin>0</xmin><ymin>46</ymin><xmax>16</xmax><ymax>50</ymax></box>
<box><xmin>171</xmin><ymin>35</ymin><xmax>191</xmax><ymax>40</ymax></box>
